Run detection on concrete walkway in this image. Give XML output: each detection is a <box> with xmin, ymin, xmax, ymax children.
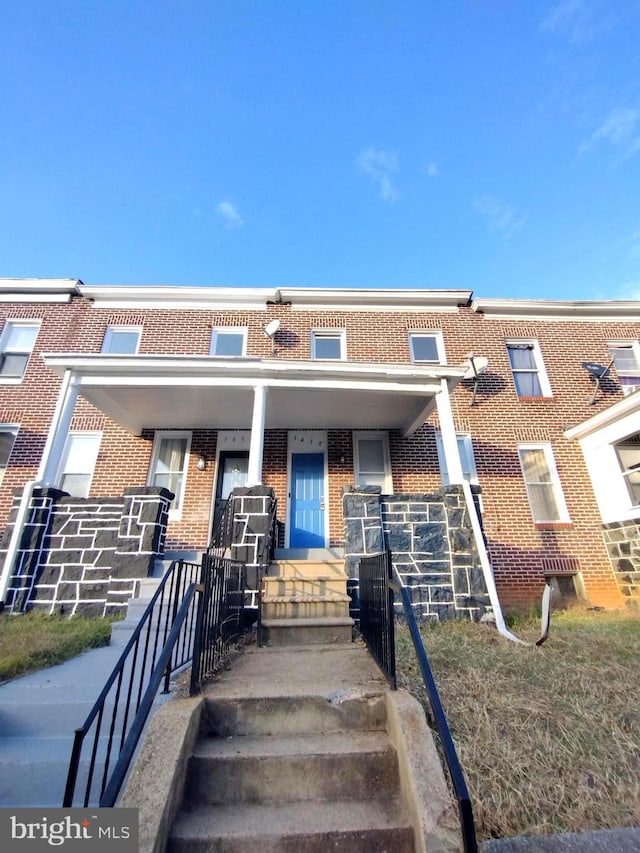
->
<box><xmin>0</xmin><ymin>621</ymin><xmax>168</xmax><ymax>807</ymax></box>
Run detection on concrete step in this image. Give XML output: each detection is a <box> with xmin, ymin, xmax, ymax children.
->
<box><xmin>186</xmin><ymin>731</ymin><xmax>399</xmax><ymax>806</ymax></box>
<box><xmin>201</xmin><ymin>693</ymin><xmax>387</xmax><ymax>738</ymax></box>
<box><xmin>261</xmin><ymin>617</ymin><xmax>354</xmax><ymax>646</ymax></box>
<box><xmin>274</xmin><ymin>548</ymin><xmax>344</xmax><ymax>560</ymax></box>
<box><xmin>269</xmin><ymin>560</ymin><xmax>347</xmax><ymax>579</ymax></box>
<box><xmin>168</xmin><ymin>799</ymin><xmax>414</xmax><ymax>853</ymax></box>
<box><xmin>262</xmin><ymin>576</ymin><xmax>348</xmax><ymax>596</ymax></box>
<box><xmin>262</xmin><ymin>595</ymin><xmax>351</xmax><ymax>621</ymax></box>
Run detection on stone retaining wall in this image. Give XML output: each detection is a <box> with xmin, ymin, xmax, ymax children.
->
<box><xmin>1</xmin><ymin>486</ymin><xmax>172</xmax><ymax>617</ymax></box>
<box><xmin>343</xmin><ymin>484</ymin><xmax>491</xmax><ymax>622</ymax></box>
<box><xmin>602</xmin><ymin>515</ymin><xmax>640</xmax><ymax>606</ymax></box>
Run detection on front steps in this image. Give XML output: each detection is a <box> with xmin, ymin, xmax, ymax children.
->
<box><xmin>260</xmin><ymin>552</ymin><xmax>354</xmax><ymax>646</ymax></box>
<box><xmin>167</xmin><ymin>645</ymin><xmax>415</xmax><ymax>853</ymax></box>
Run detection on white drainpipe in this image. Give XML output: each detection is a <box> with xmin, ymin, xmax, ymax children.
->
<box><xmin>460</xmin><ymin>480</ymin><xmax>530</xmax><ymax>646</ymax></box>
<box><xmin>0</xmin><ymin>480</ymin><xmax>38</xmax><ymax>608</ymax></box>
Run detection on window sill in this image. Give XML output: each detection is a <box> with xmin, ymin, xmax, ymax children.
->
<box><xmin>0</xmin><ymin>378</ymin><xmax>24</xmax><ymax>385</ymax></box>
<box><xmin>535</xmin><ymin>522</ymin><xmax>573</xmax><ymax>530</ymax></box>
<box><xmin>516</xmin><ymin>395</ymin><xmax>555</xmax><ymax>402</ymax></box>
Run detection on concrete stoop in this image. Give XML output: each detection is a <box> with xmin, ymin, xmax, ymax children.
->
<box><xmin>121</xmin><ymin>644</ymin><xmax>460</xmax><ymax>853</ymax></box>
<box><xmin>168</xmin><ymin>680</ymin><xmax>413</xmax><ymax>850</ymax></box>
<box><xmin>260</xmin><ymin>558</ymin><xmax>354</xmax><ymax>646</ymax></box>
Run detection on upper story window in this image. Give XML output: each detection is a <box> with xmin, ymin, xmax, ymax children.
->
<box><xmin>0</xmin><ymin>426</ymin><xmax>18</xmax><ymax>486</ymax></box>
<box><xmin>210</xmin><ymin>328</ymin><xmax>247</xmax><ymax>357</ymax></box>
<box><xmin>608</xmin><ymin>342</ymin><xmax>640</xmax><ymax>395</ymax></box>
<box><xmin>311</xmin><ymin>330</ymin><xmax>346</xmax><ymax>360</ymax></box>
<box><xmin>435</xmin><ymin>432</ymin><xmax>478</xmax><ymax>485</ymax></box>
<box><xmin>409</xmin><ymin>332</ymin><xmax>445</xmax><ymax>364</ymax></box>
<box><xmin>0</xmin><ymin>321</ymin><xmax>40</xmax><ymax>381</ymax></box>
<box><xmin>102</xmin><ymin>325</ymin><xmax>142</xmax><ymax>354</ymax></box>
<box><xmin>518</xmin><ymin>443</ymin><xmax>569</xmax><ymax>523</ymax></box>
<box><xmin>615</xmin><ymin>433</ymin><xmax>640</xmax><ymax>506</ymax></box>
<box><xmin>57</xmin><ymin>432</ymin><xmax>102</xmax><ymax>498</ymax></box>
<box><xmin>506</xmin><ymin>340</ymin><xmax>551</xmax><ymax>398</ymax></box>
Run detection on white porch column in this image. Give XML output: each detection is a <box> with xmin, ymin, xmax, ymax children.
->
<box><xmin>247</xmin><ymin>384</ymin><xmax>268</xmax><ymax>485</ymax></box>
<box><xmin>435</xmin><ymin>377</ymin><xmax>464</xmax><ymax>484</ymax></box>
<box><xmin>37</xmin><ymin>368</ymin><xmax>79</xmax><ymax>486</ymax></box>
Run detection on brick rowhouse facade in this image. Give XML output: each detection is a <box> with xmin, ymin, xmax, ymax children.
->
<box><xmin>0</xmin><ymin>279</ymin><xmax>638</xmax><ymax>613</ymax></box>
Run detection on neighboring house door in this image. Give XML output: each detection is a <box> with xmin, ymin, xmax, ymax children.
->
<box><xmin>213</xmin><ymin>452</ymin><xmax>249</xmax><ymax>531</ymax></box>
<box><xmin>290</xmin><ymin>452</ymin><xmax>325</xmax><ymax>548</ymax></box>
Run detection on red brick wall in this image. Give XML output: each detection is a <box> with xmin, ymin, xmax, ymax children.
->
<box><xmin>1</xmin><ymin>291</ymin><xmax>635</xmax><ymax>607</ymax></box>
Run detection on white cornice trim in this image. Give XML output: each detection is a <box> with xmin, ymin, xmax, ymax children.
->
<box><xmin>472</xmin><ymin>297</ymin><xmax>640</xmax><ymax>321</ymax></box>
<box><xmin>279</xmin><ymin>288</ymin><xmax>472</xmax><ymax>308</ymax></box>
<box><xmin>0</xmin><ymin>279</ymin><xmax>81</xmax><ymax>302</ymax></box>
<box><xmin>79</xmin><ymin>285</ymin><xmax>272</xmax><ymax>311</ymax></box>
<box><xmin>565</xmin><ymin>392</ymin><xmax>640</xmax><ymax>440</ymax></box>
<box><xmin>78</xmin><ymin>285</ymin><xmax>472</xmax><ymax>311</ymax></box>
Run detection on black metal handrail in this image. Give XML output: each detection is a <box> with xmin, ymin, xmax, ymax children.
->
<box><xmin>395</xmin><ymin>582</ymin><xmax>478</xmax><ymax>853</ymax></box>
<box><xmin>190</xmin><ymin>553</ymin><xmax>246</xmax><ymax>695</ymax></box>
<box><xmin>358</xmin><ymin>550</ymin><xmax>478</xmax><ymax>853</ymax></box>
<box><xmin>210</xmin><ymin>493</ymin><xmax>236</xmax><ymax>551</ymax></box>
<box><xmin>62</xmin><ymin>559</ymin><xmax>201</xmax><ymax>807</ymax></box>
<box><xmin>359</xmin><ymin>552</ymin><xmax>396</xmax><ymax>688</ymax></box>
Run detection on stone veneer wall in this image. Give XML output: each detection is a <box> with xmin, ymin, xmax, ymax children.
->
<box><xmin>602</xmin><ymin>515</ymin><xmax>640</xmax><ymax>606</ymax></box>
<box><xmin>226</xmin><ymin>486</ymin><xmax>276</xmax><ymax>609</ymax></box>
<box><xmin>1</xmin><ymin>486</ymin><xmax>172</xmax><ymax>617</ymax></box>
<box><xmin>343</xmin><ymin>484</ymin><xmax>491</xmax><ymax>622</ymax></box>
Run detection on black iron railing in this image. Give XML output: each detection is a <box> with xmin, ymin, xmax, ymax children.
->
<box><xmin>359</xmin><ymin>550</ymin><xmax>478</xmax><ymax>853</ymax></box>
<box><xmin>62</xmin><ymin>560</ymin><xmax>201</xmax><ymax>808</ymax></box>
<box><xmin>359</xmin><ymin>552</ymin><xmax>396</xmax><ymax>688</ymax></box>
<box><xmin>189</xmin><ymin>553</ymin><xmax>246</xmax><ymax>695</ymax></box>
<box><xmin>209</xmin><ymin>494</ymin><xmax>236</xmax><ymax>552</ymax></box>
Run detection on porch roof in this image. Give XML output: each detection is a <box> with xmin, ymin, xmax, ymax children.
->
<box><xmin>42</xmin><ymin>354</ymin><xmax>467</xmax><ymax>436</ymax></box>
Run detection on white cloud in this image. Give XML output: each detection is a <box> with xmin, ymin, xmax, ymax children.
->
<box><xmin>425</xmin><ymin>161</ymin><xmax>439</xmax><ymax>178</ymax></box>
<box><xmin>541</xmin><ymin>0</ymin><xmax>600</xmax><ymax>42</ymax></box>
<box><xmin>474</xmin><ymin>195</ymin><xmax>525</xmax><ymax>239</ymax></box>
<box><xmin>216</xmin><ymin>200</ymin><xmax>244</xmax><ymax>228</ymax></box>
<box><xmin>580</xmin><ymin>107</ymin><xmax>640</xmax><ymax>160</ymax></box>
<box><xmin>356</xmin><ymin>147</ymin><xmax>400</xmax><ymax>202</ymax></box>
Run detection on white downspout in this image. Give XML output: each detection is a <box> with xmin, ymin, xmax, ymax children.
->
<box><xmin>460</xmin><ymin>480</ymin><xmax>528</xmax><ymax>646</ymax></box>
<box><xmin>435</xmin><ymin>378</ymin><xmax>528</xmax><ymax>645</ymax></box>
<box><xmin>0</xmin><ymin>480</ymin><xmax>37</xmax><ymax>607</ymax></box>
<box><xmin>0</xmin><ymin>368</ymin><xmax>78</xmax><ymax>608</ymax></box>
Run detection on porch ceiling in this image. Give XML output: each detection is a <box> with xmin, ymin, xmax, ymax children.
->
<box><xmin>43</xmin><ymin>354</ymin><xmax>466</xmax><ymax>435</ymax></box>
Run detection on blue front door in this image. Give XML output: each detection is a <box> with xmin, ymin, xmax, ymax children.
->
<box><xmin>290</xmin><ymin>453</ymin><xmax>325</xmax><ymax>548</ymax></box>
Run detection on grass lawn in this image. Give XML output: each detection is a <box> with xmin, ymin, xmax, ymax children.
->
<box><xmin>0</xmin><ymin>611</ymin><xmax>114</xmax><ymax>683</ymax></box>
<box><xmin>396</xmin><ymin>609</ymin><xmax>640</xmax><ymax>841</ymax></box>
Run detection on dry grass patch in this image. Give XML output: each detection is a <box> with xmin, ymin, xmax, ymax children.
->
<box><xmin>0</xmin><ymin>611</ymin><xmax>114</xmax><ymax>682</ymax></box>
<box><xmin>396</xmin><ymin>609</ymin><xmax>640</xmax><ymax>840</ymax></box>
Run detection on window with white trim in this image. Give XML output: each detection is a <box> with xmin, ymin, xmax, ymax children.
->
<box><xmin>210</xmin><ymin>328</ymin><xmax>247</xmax><ymax>356</ymax></box>
<box><xmin>0</xmin><ymin>321</ymin><xmax>40</xmax><ymax>381</ymax></box>
<box><xmin>148</xmin><ymin>431</ymin><xmax>191</xmax><ymax>517</ymax></box>
<box><xmin>608</xmin><ymin>342</ymin><xmax>640</xmax><ymax>395</ymax></box>
<box><xmin>0</xmin><ymin>426</ymin><xmax>18</xmax><ymax>486</ymax></box>
<box><xmin>311</xmin><ymin>330</ymin><xmax>346</xmax><ymax>360</ymax></box>
<box><xmin>435</xmin><ymin>432</ymin><xmax>478</xmax><ymax>485</ymax></box>
<box><xmin>615</xmin><ymin>432</ymin><xmax>640</xmax><ymax>506</ymax></box>
<box><xmin>409</xmin><ymin>332</ymin><xmax>445</xmax><ymax>364</ymax></box>
<box><xmin>506</xmin><ymin>340</ymin><xmax>551</xmax><ymax>398</ymax></box>
<box><xmin>102</xmin><ymin>325</ymin><xmax>142</xmax><ymax>354</ymax></box>
<box><xmin>518</xmin><ymin>444</ymin><xmax>569</xmax><ymax>523</ymax></box>
<box><xmin>57</xmin><ymin>432</ymin><xmax>102</xmax><ymax>498</ymax></box>
<box><xmin>353</xmin><ymin>431</ymin><xmax>392</xmax><ymax>492</ymax></box>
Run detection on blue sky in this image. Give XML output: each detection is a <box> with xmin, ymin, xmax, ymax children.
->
<box><xmin>1</xmin><ymin>1</ymin><xmax>640</xmax><ymax>300</ymax></box>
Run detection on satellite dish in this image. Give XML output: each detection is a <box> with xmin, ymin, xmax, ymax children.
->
<box><xmin>463</xmin><ymin>355</ymin><xmax>489</xmax><ymax>380</ymax></box>
<box><xmin>263</xmin><ymin>319</ymin><xmax>281</xmax><ymax>338</ymax></box>
<box><xmin>581</xmin><ymin>362</ymin><xmax>609</xmax><ymax>379</ymax></box>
